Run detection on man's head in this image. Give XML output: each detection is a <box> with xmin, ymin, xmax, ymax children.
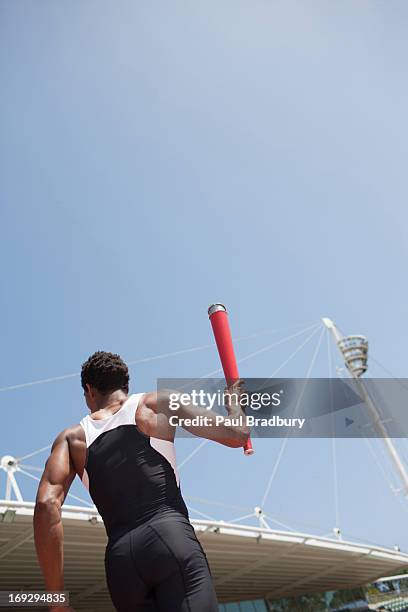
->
<box><xmin>81</xmin><ymin>351</ymin><xmax>129</xmax><ymax>410</ymax></box>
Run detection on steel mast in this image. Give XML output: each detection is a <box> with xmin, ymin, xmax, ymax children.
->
<box><xmin>322</xmin><ymin>317</ymin><xmax>408</xmax><ymax>497</ymax></box>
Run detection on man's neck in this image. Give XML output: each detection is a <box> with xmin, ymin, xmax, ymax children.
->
<box><xmin>90</xmin><ymin>390</ymin><xmax>128</xmax><ymax>415</ymax></box>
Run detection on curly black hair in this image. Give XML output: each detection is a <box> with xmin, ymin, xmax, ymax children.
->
<box><xmin>81</xmin><ymin>351</ymin><xmax>129</xmax><ymax>394</ymax></box>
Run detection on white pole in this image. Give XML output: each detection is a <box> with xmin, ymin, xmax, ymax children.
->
<box><xmin>5</xmin><ymin>475</ymin><xmax>11</xmax><ymax>501</ymax></box>
<box><xmin>8</xmin><ymin>472</ymin><xmax>23</xmax><ymax>502</ymax></box>
<box><xmin>323</xmin><ymin>318</ymin><xmax>408</xmax><ymax>497</ymax></box>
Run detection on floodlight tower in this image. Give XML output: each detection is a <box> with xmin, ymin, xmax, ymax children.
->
<box><xmin>322</xmin><ymin>318</ymin><xmax>408</xmax><ymax>497</ymax></box>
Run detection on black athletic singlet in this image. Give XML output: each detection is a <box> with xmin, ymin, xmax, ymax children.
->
<box><xmin>79</xmin><ymin>394</ymin><xmax>218</xmax><ymax>612</ymax></box>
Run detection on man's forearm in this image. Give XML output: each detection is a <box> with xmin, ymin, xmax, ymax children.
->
<box><xmin>178</xmin><ymin>404</ymin><xmax>250</xmax><ymax>446</ymax></box>
<box><xmin>152</xmin><ymin>389</ymin><xmax>250</xmax><ymax>446</ymax></box>
<box><xmin>33</xmin><ymin>500</ymin><xmax>64</xmax><ymax>591</ymax></box>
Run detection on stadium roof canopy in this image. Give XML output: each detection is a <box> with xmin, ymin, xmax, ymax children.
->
<box><xmin>1</xmin><ymin>500</ymin><xmax>408</xmax><ymax>611</ymax></box>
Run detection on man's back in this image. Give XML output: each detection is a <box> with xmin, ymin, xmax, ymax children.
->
<box><xmin>77</xmin><ymin>393</ymin><xmax>188</xmax><ymax>541</ymax></box>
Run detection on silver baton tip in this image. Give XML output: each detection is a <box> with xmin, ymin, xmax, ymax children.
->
<box><xmin>208</xmin><ymin>303</ymin><xmax>227</xmax><ymax>317</ymax></box>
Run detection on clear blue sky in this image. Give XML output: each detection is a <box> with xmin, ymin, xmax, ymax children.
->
<box><xmin>2</xmin><ymin>1</ymin><xmax>408</xmax><ymax>551</ymax></box>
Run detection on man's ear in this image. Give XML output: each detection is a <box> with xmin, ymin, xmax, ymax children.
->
<box><xmin>86</xmin><ymin>383</ymin><xmax>94</xmax><ymax>398</ymax></box>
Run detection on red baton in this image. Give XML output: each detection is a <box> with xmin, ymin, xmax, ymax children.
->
<box><xmin>208</xmin><ymin>303</ymin><xmax>254</xmax><ymax>456</ymax></box>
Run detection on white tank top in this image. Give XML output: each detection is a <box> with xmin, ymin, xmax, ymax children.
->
<box><xmin>79</xmin><ymin>393</ymin><xmax>179</xmax><ymax>490</ymax></box>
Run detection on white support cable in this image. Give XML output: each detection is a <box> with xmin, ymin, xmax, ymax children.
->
<box><xmin>228</xmin><ymin>512</ymin><xmax>257</xmax><ymax>524</ymax></box>
<box><xmin>6</xmin><ymin>320</ymin><xmax>325</xmax><ymax>518</ymax></box>
<box><xmin>184</xmin><ymin>496</ymin><xmax>252</xmax><ymax>513</ymax></box>
<box><xmin>65</xmin><ymin>493</ymin><xmax>94</xmax><ymax>507</ymax></box>
<box><xmin>260</xmin><ymin>438</ymin><xmax>289</xmax><ymax>509</ymax></box>
<box><xmin>191</xmin><ymin>496</ymin><xmax>306</xmax><ymax>533</ymax></box>
<box><xmin>228</xmin><ymin>511</ymin><xmax>296</xmax><ymax>532</ymax></box>
<box><xmin>367</xmin><ymin>373</ymin><xmax>408</xmax><ymax>467</ymax></box>
<box><xmin>363</xmin><ymin>353</ymin><xmax>408</xmax><ymax>393</ymax></box>
<box><xmin>259</xmin><ymin>516</ymin><xmax>271</xmax><ymax>529</ymax></box>
<box><xmin>9</xmin><ymin>326</ymin><xmax>317</xmax><ymax>507</ymax></box>
<box><xmin>178</xmin><ymin>440</ymin><xmax>209</xmax><ymax>470</ymax></box>
<box><xmin>376</xmin><ymin>435</ymin><xmax>402</xmax><ymax>493</ymax></box>
<box><xmin>327</xmin><ymin>328</ymin><xmax>340</xmax><ymax>530</ymax></box>
<box><xmin>0</xmin><ymin>373</ymin><xmax>80</xmax><ymax>392</ymax></box>
<box><xmin>245</xmin><ymin>322</ymin><xmax>323</xmax><ymax>395</ymax></box>
<box><xmin>262</xmin><ymin>508</ymin><xmax>358</xmax><ymax>539</ymax></box>
<box><xmin>14</xmin><ymin>328</ymin><xmax>319</xmax><ymax>500</ymax></box>
<box><xmin>0</xmin><ymin>346</ymin><xmax>216</xmax><ymax>392</ymax></box>
<box><xmin>0</xmin><ymin>322</ymin><xmax>318</xmax><ymax>394</ymax></box>
<box><xmin>134</xmin><ymin>323</ymin><xmax>316</xmax><ymax>370</ymax></box>
<box><xmin>17</xmin><ymin>469</ymin><xmax>40</xmax><ymax>482</ymax></box>
<box><xmin>12</xmin><ymin>323</ymin><xmax>320</xmax><ymax>482</ymax></box>
<box><xmin>18</xmin><ymin>469</ymin><xmax>94</xmax><ymax>507</ymax></box>
<box><xmin>186</xmin><ymin>505</ymin><xmax>217</xmax><ymax>521</ymax></box>
<box><xmin>176</xmin><ymin>323</ymin><xmax>321</xmax><ymax>471</ymax></box>
<box><xmin>262</xmin><ymin>514</ymin><xmax>296</xmax><ymax>532</ymax></box>
<box><xmin>360</xmin><ymin>360</ymin><xmax>408</xmax><ymax>464</ymax></box>
<box><xmin>0</xmin><ymin>339</ymin><xmax>244</xmax><ymax>393</ymax></box>
<box><xmin>394</xmin><ymin>486</ymin><xmax>408</xmax><ymax>517</ymax></box>
<box><xmin>200</xmin><ymin>322</ymin><xmax>321</xmax><ymax>379</ymax></box>
<box><xmin>361</xmin><ymin>437</ymin><xmax>397</xmax><ymax>495</ymax></box>
<box><xmin>19</xmin><ymin>464</ymin><xmax>43</xmax><ymax>472</ymax></box>
<box><xmin>260</xmin><ymin>325</ymin><xmax>326</xmax><ymax>508</ymax></box>
<box><xmin>266</xmin><ymin>324</ymin><xmax>322</xmax><ymax>379</ymax></box>
<box><xmin>18</xmin><ymin>445</ymin><xmax>51</xmax><ymax>462</ymax></box>
<box><xmin>361</xmin><ymin>434</ymin><xmax>408</xmax><ymax>524</ymax></box>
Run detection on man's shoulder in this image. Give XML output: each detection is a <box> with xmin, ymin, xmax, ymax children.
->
<box><xmin>141</xmin><ymin>390</ymin><xmax>175</xmax><ymax>410</ymax></box>
<box><xmin>140</xmin><ymin>391</ymin><xmax>156</xmax><ymax>409</ymax></box>
<box><xmin>63</xmin><ymin>423</ymin><xmax>85</xmax><ymax>443</ymax></box>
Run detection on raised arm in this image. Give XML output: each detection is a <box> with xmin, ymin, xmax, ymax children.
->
<box><xmin>143</xmin><ymin>380</ymin><xmax>250</xmax><ymax>448</ymax></box>
<box><xmin>33</xmin><ymin>430</ymin><xmax>76</xmax><ymax>598</ymax></box>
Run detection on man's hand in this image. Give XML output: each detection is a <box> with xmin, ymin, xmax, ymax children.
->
<box><xmin>224</xmin><ymin>379</ymin><xmax>248</xmax><ymax>416</ymax></box>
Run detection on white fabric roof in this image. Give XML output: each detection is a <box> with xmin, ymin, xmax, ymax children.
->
<box><xmin>1</xmin><ymin>500</ymin><xmax>408</xmax><ymax>611</ymax></box>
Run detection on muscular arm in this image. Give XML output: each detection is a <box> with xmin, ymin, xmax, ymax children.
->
<box><xmin>33</xmin><ymin>430</ymin><xmax>76</xmax><ymax>592</ymax></box>
<box><xmin>142</xmin><ymin>382</ymin><xmax>250</xmax><ymax>448</ymax></box>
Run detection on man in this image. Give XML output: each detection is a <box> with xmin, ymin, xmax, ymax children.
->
<box><xmin>34</xmin><ymin>351</ymin><xmax>249</xmax><ymax>612</ymax></box>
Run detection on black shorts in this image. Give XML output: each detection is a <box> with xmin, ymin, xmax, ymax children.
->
<box><xmin>105</xmin><ymin>514</ymin><xmax>218</xmax><ymax>611</ymax></box>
